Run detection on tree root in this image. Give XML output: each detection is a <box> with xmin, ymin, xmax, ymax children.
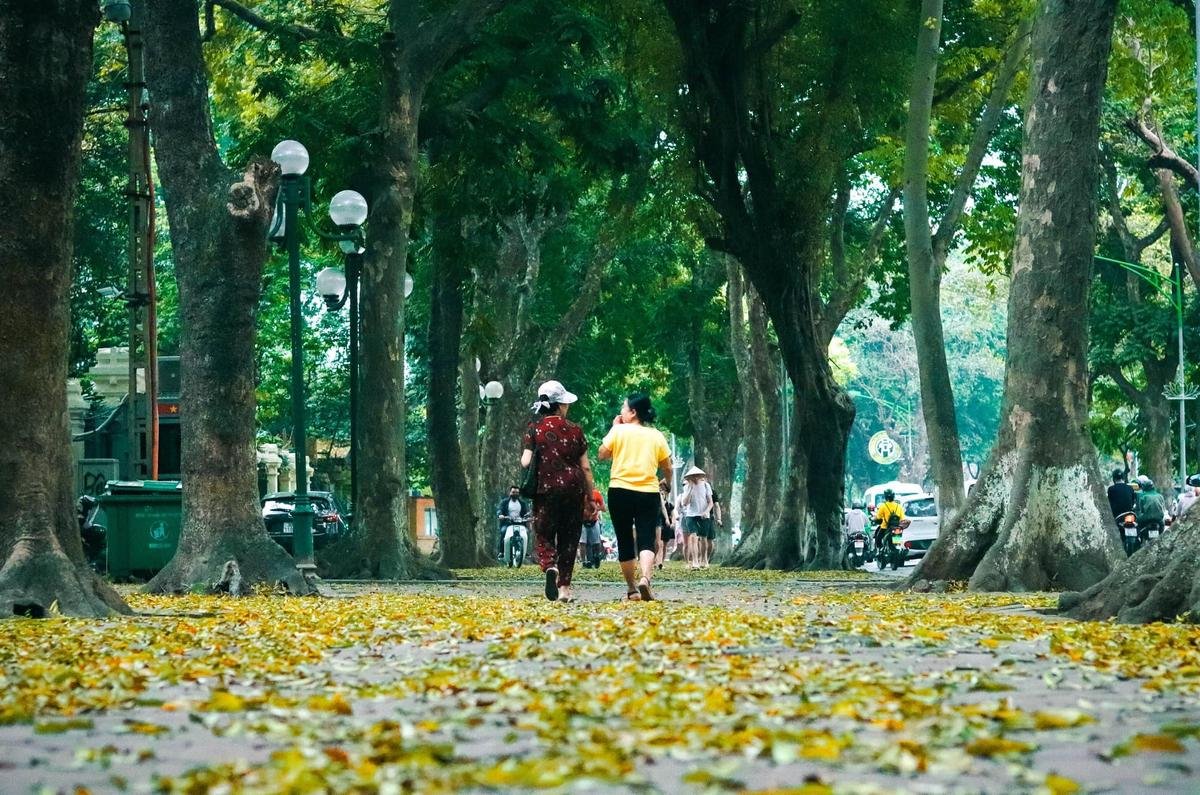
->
<box><xmin>318</xmin><ymin>530</ymin><xmax>449</xmax><ymax>580</ymax></box>
<box><xmin>911</xmin><ymin>451</ymin><xmax>1120</xmax><ymax>592</ymax></box>
<box><xmin>969</xmin><ymin>463</ymin><xmax>1120</xmax><ymax>592</ymax></box>
<box><xmin>1061</xmin><ymin>514</ymin><xmax>1200</xmax><ymax>623</ymax></box>
<box><xmin>0</xmin><ymin>538</ymin><xmax>130</xmax><ymax>618</ymax></box>
<box><xmin>144</xmin><ymin>534</ymin><xmax>318</xmax><ymax>595</ymax></box>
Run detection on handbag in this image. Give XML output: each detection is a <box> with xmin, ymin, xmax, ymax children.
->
<box><xmin>520</xmin><ymin>421</ymin><xmax>539</xmax><ymax>498</ymax></box>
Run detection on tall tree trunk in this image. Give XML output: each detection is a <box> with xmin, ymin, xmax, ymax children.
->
<box><xmin>349</xmin><ymin>65</ymin><xmax>427</xmax><ymax>578</ymax></box>
<box><xmin>903</xmin><ymin>0</ymin><xmax>965</xmax><ymax>522</ymax></box>
<box><xmin>460</xmin><ymin>354</ymin><xmax>481</xmax><ymax>504</ymax></box>
<box><xmin>683</xmin><ymin>305</ymin><xmax>741</xmax><ymax>562</ymax></box>
<box><xmin>143</xmin><ymin>0</ymin><xmax>313</xmax><ymax>594</ymax></box>
<box><xmin>749</xmin><ymin>292</ymin><xmax>784</xmax><ymax>527</ymax></box>
<box><xmin>728</xmin><ymin>283</ymin><xmax>784</xmax><ymax>565</ymax></box>
<box><xmin>347</xmin><ymin>0</ymin><xmax>507</xmax><ymax>578</ymax></box>
<box><xmin>912</xmin><ymin>0</ymin><xmax>1123</xmax><ymax>592</ymax></box>
<box><xmin>664</xmin><ymin>0</ymin><xmax>857</xmax><ymax>569</ymax></box>
<box><xmin>0</xmin><ymin>0</ymin><xmax>130</xmax><ymax>617</ymax></box>
<box><xmin>1141</xmin><ymin>397</ymin><xmax>1175</xmax><ymax>495</ymax></box>
<box><xmin>726</xmin><ymin>261</ymin><xmax>764</xmax><ymax>543</ymax></box>
<box><xmin>903</xmin><ymin>3</ymin><xmax>1031</xmax><ymax>523</ymax></box>
<box><xmin>427</xmin><ymin>224</ymin><xmax>484</xmax><ymax>568</ymax></box>
<box><xmin>466</xmin><ymin>182</ymin><xmax>641</xmax><ymax>565</ymax></box>
<box><xmin>1098</xmin><ymin>159</ymin><xmax>1180</xmax><ymax>499</ymax></box>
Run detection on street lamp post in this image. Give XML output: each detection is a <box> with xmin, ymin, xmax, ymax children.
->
<box><xmin>270</xmin><ymin>140</ymin><xmax>316</xmax><ymax>572</ymax></box>
<box><xmin>1097</xmin><ymin>254</ymin><xmax>1195</xmax><ymax>493</ymax></box>
<box><xmin>480</xmin><ymin>380</ymin><xmax>505</xmax><ymax>407</ymax></box>
<box><xmin>316</xmin><ymin>191</ymin><xmax>413</xmax><ymax>518</ymax></box>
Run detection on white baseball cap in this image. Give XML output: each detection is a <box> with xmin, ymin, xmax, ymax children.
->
<box><xmin>536</xmin><ymin>380</ymin><xmax>578</xmax><ymax>405</ymax></box>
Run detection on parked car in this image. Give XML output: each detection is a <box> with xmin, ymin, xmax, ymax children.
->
<box><xmin>261</xmin><ymin>491</ymin><xmax>349</xmax><ymax>552</ymax></box>
<box><xmin>898</xmin><ymin>493</ymin><xmax>939</xmax><ymax>561</ymax></box>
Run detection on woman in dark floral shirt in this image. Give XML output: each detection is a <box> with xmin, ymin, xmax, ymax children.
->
<box><xmin>522</xmin><ymin>380</ymin><xmax>596</xmax><ymax>602</ymax></box>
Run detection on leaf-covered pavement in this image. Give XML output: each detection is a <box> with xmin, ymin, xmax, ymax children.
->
<box><xmin>3</xmin><ymin>569</ymin><xmax>1200</xmax><ymax>793</ymax></box>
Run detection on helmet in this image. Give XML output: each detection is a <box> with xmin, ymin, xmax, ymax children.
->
<box><xmin>882</xmin><ymin>489</ymin><xmax>895</xmax><ymax>502</ymax></box>
<box><xmin>1188</xmin><ymin>474</ymin><xmax>1200</xmax><ymax>488</ymax></box>
<box><xmin>1112</xmin><ymin>468</ymin><xmax>1126</xmax><ymax>483</ymax></box>
<box><xmin>1136</xmin><ymin>475</ymin><xmax>1154</xmax><ymax>491</ymax></box>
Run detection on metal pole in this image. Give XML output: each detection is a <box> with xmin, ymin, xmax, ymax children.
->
<box><xmin>348</xmin><ymin>253</ymin><xmax>360</xmax><ymax>517</ymax></box>
<box><xmin>284</xmin><ymin>178</ymin><xmax>315</xmax><ymax>569</ymax></box>
<box><xmin>670</xmin><ymin>432</ymin><xmax>679</xmax><ymax>502</ymax></box>
<box><xmin>124</xmin><ymin>18</ymin><xmax>150</xmax><ymax>480</ymax></box>
<box><xmin>780</xmin><ymin>356</ymin><xmax>789</xmax><ymax>484</ymax></box>
<box><xmin>1177</xmin><ymin>260</ymin><xmax>1188</xmax><ymax>490</ymax></box>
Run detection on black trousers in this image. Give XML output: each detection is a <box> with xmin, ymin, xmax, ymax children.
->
<box><xmin>608</xmin><ymin>487</ymin><xmax>661</xmax><ymax>562</ymax></box>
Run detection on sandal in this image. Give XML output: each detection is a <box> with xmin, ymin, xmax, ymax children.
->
<box><xmin>544</xmin><ymin>568</ymin><xmax>559</xmax><ymax>602</ymax></box>
<box><xmin>626</xmin><ymin>590</ymin><xmax>642</xmax><ymax>602</ymax></box>
<box><xmin>636</xmin><ymin>577</ymin><xmax>653</xmax><ymax>602</ymax></box>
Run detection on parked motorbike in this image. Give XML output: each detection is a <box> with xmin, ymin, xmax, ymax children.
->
<box><xmin>1117</xmin><ymin>511</ymin><xmax>1140</xmax><ymax>556</ymax></box>
<box><xmin>77</xmin><ymin>495</ymin><xmax>106</xmax><ymax>572</ymax></box>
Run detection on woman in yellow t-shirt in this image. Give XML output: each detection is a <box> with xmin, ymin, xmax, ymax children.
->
<box><xmin>598</xmin><ymin>393</ymin><xmax>673</xmax><ymax>601</ymax></box>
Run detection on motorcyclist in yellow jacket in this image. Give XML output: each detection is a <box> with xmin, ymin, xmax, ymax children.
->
<box><xmin>873</xmin><ymin>489</ymin><xmax>906</xmax><ymax>551</ymax></box>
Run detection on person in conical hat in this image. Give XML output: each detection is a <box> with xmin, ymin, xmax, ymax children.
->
<box><xmin>680</xmin><ymin>465</ymin><xmax>714</xmax><ymax>569</ymax></box>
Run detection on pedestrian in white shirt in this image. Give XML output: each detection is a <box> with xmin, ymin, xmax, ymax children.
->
<box><xmin>680</xmin><ymin>466</ymin><xmax>714</xmax><ymax>569</ymax></box>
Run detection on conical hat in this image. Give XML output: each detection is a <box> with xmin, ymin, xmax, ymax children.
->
<box><xmin>683</xmin><ymin>465</ymin><xmax>706</xmax><ymax>479</ymax></box>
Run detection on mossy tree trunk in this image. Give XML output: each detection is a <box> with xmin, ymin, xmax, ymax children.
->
<box><xmin>911</xmin><ymin>0</ymin><xmax>1123</xmax><ymax>592</ymax></box>
<box><xmin>0</xmin><ymin>0</ymin><xmax>131</xmax><ymax>618</ymax></box>
<box><xmin>142</xmin><ymin>0</ymin><xmax>313</xmax><ymax>594</ymax></box>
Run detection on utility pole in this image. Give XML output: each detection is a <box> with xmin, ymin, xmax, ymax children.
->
<box><xmin>1166</xmin><ymin>260</ymin><xmax>1196</xmax><ymax>492</ymax></box>
<box><xmin>779</xmin><ymin>356</ymin><xmax>790</xmax><ymax>485</ymax></box>
<box><xmin>105</xmin><ymin>0</ymin><xmax>156</xmax><ymax>480</ymax></box>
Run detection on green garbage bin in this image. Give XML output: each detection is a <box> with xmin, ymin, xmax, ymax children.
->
<box><xmin>98</xmin><ymin>480</ymin><xmax>183</xmax><ymax>579</ymax></box>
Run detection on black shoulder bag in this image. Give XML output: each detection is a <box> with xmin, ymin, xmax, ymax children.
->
<box><xmin>520</xmin><ymin>420</ymin><xmax>540</xmax><ymax>499</ymax></box>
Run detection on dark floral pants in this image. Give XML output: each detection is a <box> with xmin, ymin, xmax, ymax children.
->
<box><xmin>533</xmin><ymin>489</ymin><xmax>583</xmax><ymax>586</ymax></box>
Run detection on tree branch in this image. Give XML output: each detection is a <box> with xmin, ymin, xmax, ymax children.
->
<box><xmin>1126</xmin><ymin>111</ymin><xmax>1200</xmax><ymax>190</ymax></box>
<box><xmin>402</xmin><ymin>0</ymin><xmax>512</xmax><ymax>86</ymax></box>
<box><xmin>535</xmin><ymin>171</ymin><xmax>649</xmax><ymax>379</ymax></box>
<box><xmin>747</xmin><ymin>9</ymin><xmax>800</xmax><ymax>59</ymax></box>
<box><xmin>1158</xmin><ymin>168</ymin><xmax>1200</xmax><ymax>287</ymax></box>
<box><xmin>829</xmin><ymin>179</ymin><xmax>850</xmax><ymax>286</ymax></box>
<box><xmin>1135</xmin><ymin>217</ymin><xmax>1170</xmax><ymax>254</ymax></box>
<box><xmin>932</xmin><ymin>14</ymin><xmax>1032</xmax><ymax>260</ymax></box>
<box><xmin>205</xmin><ymin>0</ymin><xmax>323</xmax><ymax>42</ymax></box>
<box><xmin>818</xmin><ymin>185</ymin><xmax>899</xmax><ymax>343</ymax></box>
<box><xmin>931</xmin><ymin>58</ymin><xmax>999</xmax><ymax>107</ymax></box>
<box><xmin>1106</xmin><ymin>365</ymin><xmax>1145</xmax><ymax>405</ymax></box>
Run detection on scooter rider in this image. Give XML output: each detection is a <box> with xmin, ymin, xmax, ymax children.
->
<box><xmin>1136</xmin><ymin>476</ymin><xmax>1167</xmax><ymax>534</ymax></box>
<box><xmin>497</xmin><ymin>485</ymin><xmax>530</xmax><ymax>564</ymax></box>
<box><xmin>1107</xmin><ymin>469</ymin><xmax>1137</xmax><ymax>529</ymax></box>
<box><xmin>872</xmin><ymin>489</ymin><xmax>905</xmax><ymax>551</ymax></box>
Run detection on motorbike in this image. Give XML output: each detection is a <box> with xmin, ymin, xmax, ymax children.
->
<box><xmin>1117</xmin><ymin>511</ymin><xmax>1140</xmax><ymax>556</ymax></box>
<box><xmin>502</xmin><ymin>516</ymin><xmax>531</xmax><ymax>568</ymax></box>
<box><xmin>1141</xmin><ymin>517</ymin><xmax>1164</xmax><ymax>545</ymax></box>
<box><xmin>875</xmin><ymin>519</ymin><xmax>911</xmax><ymax>571</ymax></box>
<box><xmin>846</xmin><ymin>528</ymin><xmax>870</xmax><ymax>568</ymax></box>
<box><xmin>77</xmin><ymin>494</ymin><xmax>106</xmax><ymax>572</ymax></box>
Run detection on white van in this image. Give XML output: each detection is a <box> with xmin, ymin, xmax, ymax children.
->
<box><xmin>862</xmin><ymin>481</ymin><xmax>923</xmax><ymax>513</ymax></box>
